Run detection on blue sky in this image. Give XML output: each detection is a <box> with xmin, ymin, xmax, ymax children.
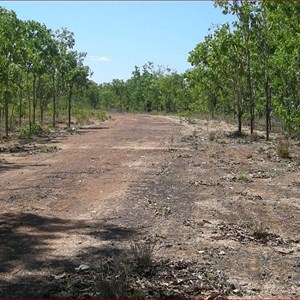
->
<box><xmin>2</xmin><ymin>1</ymin><xmax>234</xmax><ymax>84</ymax></box>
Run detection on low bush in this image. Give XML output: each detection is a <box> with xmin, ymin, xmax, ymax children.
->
<box><xmin>277</xmin><ymin>134</ymin><xmax>290</xmax><ymax>158</ymax></box>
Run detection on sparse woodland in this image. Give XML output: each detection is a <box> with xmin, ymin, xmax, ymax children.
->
<box><xmin>0</xmin><ymin>1</ymin><xmax>300</xmax><ymax>298</ymax></box>
<box><xmin>1</xmin><ymin>1</ymin><xmax>300</xmax><ymax>139</ymax></box>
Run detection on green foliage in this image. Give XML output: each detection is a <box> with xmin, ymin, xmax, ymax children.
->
<box><xmin>19</xmin><ymin>122</ymin><xmax>45</xmax><ymax>139</ymax></box>
<box><xmin>97</xmin><ymin>109</ymin><xmax>107</xmax><ymax>121</ymax></box>
<box><xmin>98</xmin><ymin>62</ymin><xmax>192</xmax><ymax>114</ymax></box>
<box><xmin>0</xmin><ymin>6</ymin><xmax>92</xmax><ymax>138</ymax></box>
<box><xmin>187</xmin><ymin>1</ymin><xmax>300</xmax><ymax>138</ymax></box>
<box><xmin>1</xmin><ymin>3</ymin><xmax>299</xmax><ymax>140</ymax></box>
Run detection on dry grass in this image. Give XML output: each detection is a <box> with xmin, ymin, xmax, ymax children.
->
<box><xmin>252</xmin><ymin>221</ymin><xmax>271</xmax><ymax>243</ymax></box>
<box><xmin>130</xmin><ymin>240</ymin><xmax>155</xmax><ymax>269</ymax></box>
<box><xmin>277</xmin><ymin>134</ymin><xmax>291</xmax><ymax>158</ymax></box>
<box><xmin>250</xmin><ymin>131</ymin><xmax>263</xmax><ymax>142</ymax></box>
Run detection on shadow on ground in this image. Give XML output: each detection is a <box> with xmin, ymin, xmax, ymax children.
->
<box><xmin>0</xmin><ymin>212</ymin><xmax>138</xmax><ymax>297</ymax></box>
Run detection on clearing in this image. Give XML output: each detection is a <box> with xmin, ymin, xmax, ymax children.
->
<box><xmin>0</xmin><ymin>113</ymin><xmax>299</xmax><ymax>298</ymax></box>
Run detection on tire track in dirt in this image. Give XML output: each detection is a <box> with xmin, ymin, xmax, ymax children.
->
<box><xmin>0</xmin><ymin>114</ymin><xmax>182</xmax><ymax>217</ymax></box>
<box><xmin>0</xmin><ymin>113</ymin><xmax>187</xmax><ymax>296</ymax></box>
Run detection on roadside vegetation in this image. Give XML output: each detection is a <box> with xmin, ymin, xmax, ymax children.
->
<box><xmin>1</xmin><ymin>2</ymin><xmax>300</xmax><ymax>141</ymax></box>
<box><xmin>99</xmin><ymin>2</ymin><xmax>300</xmax><ymax>141</ymax></box>
<box><xmin>0</xmin><ymin>6</ymin><xmax>104</xmax><ymax>140</ymax></box>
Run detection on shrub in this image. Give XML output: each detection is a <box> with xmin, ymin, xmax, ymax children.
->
<box><xmin>19</xmin><ymin>122</ymin><xmax>45</xmax><ymax>139</ymax></box>
<box><xmin>130</xmin><ymin>240</ymin><xmax>155</xmax><ymax>269</ymax></box>
<box><xmin>98</xmin><ymin>109</ymin><xmax>107</xmax><ymax>121</ymax></box>
<box><xmin>277</xmin><ymin>134</ymin><xmax>290</xmax><ymax>158</ymax></box>
<box><xmin>236</xmin><ymin>173</ymin><xmax>250</xmax><ymax>182</ymax></box>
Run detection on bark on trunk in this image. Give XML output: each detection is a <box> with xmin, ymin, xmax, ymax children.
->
<box><xmin>52</xmin><ymin>73</ymin><xmax>56</xmax><ymax>127</ymax></box>
<box><xmin>68</xmin><ymin>85</ymin><xmax>73</xmax><ymax>128</ymax></box>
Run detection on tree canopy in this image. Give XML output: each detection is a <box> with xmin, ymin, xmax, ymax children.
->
<box><xmin>1</xmin><ymin>2</ymin><xmax>299</xmax><ymax>139</ymax></box>
<box><xmin>0</xmin><ymin>7</ymin><xmax>92</xmax><ymax>137</ymax></box>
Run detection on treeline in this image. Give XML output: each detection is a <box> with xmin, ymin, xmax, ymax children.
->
<box><xmin>96</xmin><ymin>1</ymin><xmax>300</xmax><ymax>138</ymax></box>
<box><xmin>97</xmin><ymin>62</ymin><xmax>191</xmax><ymax>113</ymax></box>
<box><xmin>0</xmin><ymin>7</ymin><xmax>94</xmax><ymax>138</ymax></box>
<box><xmin>187</xmin><ymin>1</ymin><xmax>300</xmax><ymax>139</ymax></box>
<box><xmin>1</xmin><ymin>1</ymin><xmax>300</xmax><ymax>139</ymax></box>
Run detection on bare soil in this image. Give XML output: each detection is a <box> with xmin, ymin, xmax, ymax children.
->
<box><xmin>0</xmin><ymin>113</ymin><xmax>299</xmax><ymax>298</ymax></box>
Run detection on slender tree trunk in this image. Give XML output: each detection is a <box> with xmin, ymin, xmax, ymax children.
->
<box><xmin>37</xmin><ymin>75</ymin><xmax>44</xmax><ymax>125</ymax></box>
<box><xmin>4</xmin><ymin>90</ymin><xmax>9</xmax><ymax>138</ymax></box>
<box><xmin>32</xmin><ymin>74</ymin><xmax>37</xmax><ymax>124</ymax></box>
<box><xmin>10</xmin><ymin>104</ymin><xmax>15</xmax><ymax>129</ymax></box>
<box><xmin>265</xmin><ymin>60</ymin><xmax>271</xmax><ymax>141</ymax></box>
<box><xmin>234</xmin><ymin>82</ymin><xmax>243</xmax><ymax>135</ymax></box>
<box><xmin>52</xmin><ymin>73</ymin><xmax>56</xmax><ymax>127</ymax></box>
<box><xmin>237</xmin><ymin>103</ymin><xmax>243</xmax><ymax>135</ymax></box>
<box><xmin>40</xmin><ymin>104</ymin><xmax>44</xmax><ymax>125</ymax></box>
<box><xmin>238</xmin><ymin>2</ymin><xmax>254</xmax><ymax>134</ymax></box>
<box><xmin>269</xmin><ymin>89</ymin><xmax>272</xmax><ymax>133</ymax></box>
<box><xmin>246</xmin><ymin>46</ymin><xmax>255</xmax><ymax>134</ymax></box>
<box><xmin>26</xmin><ymin>72</ymin><xmax>32</xmax><ymax>133</ymax></box>
<box><xmin>265</xmin><ymin>79</ymin><xmax>271</xmax><ymax>141</ymax></box>
<box><xmin>68</xmin><ymin>85</ymin><xmax>73</xmax><ymax>128</ymax></box>
<box><xmin>262</xmin><ymin>10</ymin><xmax>271</xmax><ymax>140</ymax></box>
<box><xmin>3</xmin><ymin>66</ymin><xmax>9</xmax><ymax>138</ymax></box>
<box><xmin>37</xmin><ymin>75</ymin><xmax>43</xmax><ymax>125</ymax></box>
<box><xmin>19</xmin><ymin>89</ymin><xmax>23</xmax><ymax>127</ymax></box>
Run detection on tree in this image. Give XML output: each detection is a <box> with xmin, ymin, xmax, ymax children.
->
<box><xmin>51</xmin><ymin>28</ymin><xmax>75</xmax><ymax>127</ymax></box>
<box><xmin>266</xmin><ymin>2</ymin><xmax>300</xmax><ymax>135</ymax></box>
<box><xmin>254</xmin><ymin>2</ymin><xmax>274</xmax><ymax>140</ymax></box>
<box><xmin>188</xmin><ymin>24</ymin><xmax>248</xmax><ymax>134</ymax></box>
<box><xmin>215</xmin><ymin>0</ymin><xmax>259</xmax><ymax>134</ymax></box>
<box><xmin>0</xmin><ymin>7</ymin><xmax>22</xmax><ymax>137</ymax></box>
<box><xmin>23</xmin><ymin>20</ymin><xmax>55</xmax><ymax>129</ymax></box>
<box><xmin>64</xmin><ymin>50</ymin><xmax>90</xmax><ymax>127</ymax></box>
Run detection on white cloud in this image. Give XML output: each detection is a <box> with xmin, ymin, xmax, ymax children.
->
<box><xmin>90</xmin><ymin>55</ymin><xmax>110</xmax><ymax>62</ymax></box>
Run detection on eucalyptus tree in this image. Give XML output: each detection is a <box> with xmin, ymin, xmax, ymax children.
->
<box><xmin>220</xmin><ymin>26</ymin><xmax>248</xmax><ymax>134</ymax></box>
<box><xmin>0</xmin><ymin>7</ymin><xmax>23</xmax><ymax>137</ymax></box>
<box><xmin>215</xmin><ymin>0</ymin><xmax>259</xmax><ymax>134</ymax></box>
<box><xmin>251</xmin><ymin>2</ymin><xmax>275</xmax><ymax>140</ymax></box>
<box><xmin>157</xmin><ymin>71</ymin><xmax>188</xmax><ymax>113</ymax></box>
<box><xmin>23</xmin><ymin>20</ymin><xmax>56</xmax><ymax>129</ymax></box>
<box><xmin>188</xmin><ymin>23</ymin><xmax>250</xmax><ymax>134</ymax></box>
<box><xmin>187</xmin><ymin>33</ymin><xmax>222</xmax><ymax>118</ymax></box>
<box><xmin>9</xmin><ymin>63</ymin><xmax>26</xmax><ymax>128</ymax></box>
<box><xmin>265</xmin><ymin>2</ymin><xmax>300</xmax><ymax>135</ymax></box>
<box><xmin>98</xmin><ymin>82</ymin><xmax>115</xmax><ymax>110</ymax></box>
<box><xmin>51</xmin><ymin>28</ymin><xmax>75</xmax><ymax>127</ymax></box>
<box><xmin>64</xmin><ymin>50</ymin><xmax>90</xmax><ymax>127</ymax></box>
<box><xmin>110</xmin><ymin>79</ymin><xmax>129</xmax><ymax>111</ymax></box>
<box><xmin>130</xmin><ymin>66</ymin><xmax>146</xmax><ymax>111</ymax></box>
<box><xmin>172</xmin><ymin>73</ymin><xmax>192</xmax><ymax>112</ymax></box>
<box><xmin>85</xmin><ymin>80</ymin><xmax>100</xmax><ymax>109</ymax></box>
<box><xmin>138</xmin><ymin>62</ymin><xmax>167</xmax><ymax>112</ymax></box>
<box><xmin>139</xmin><ymin>62</ymin><xmax>156</xmax><ymax>112</ymax></box>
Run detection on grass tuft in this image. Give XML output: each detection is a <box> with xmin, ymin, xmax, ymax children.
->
<box><xmin>277</xmin><ymin>134</ymin><xmax>291</xmax><ymax>158</ymax></box>
<box><xmin>130</xmin><ymin>240</ymin><xmax>155</xmax><ymax>269</ymax></box>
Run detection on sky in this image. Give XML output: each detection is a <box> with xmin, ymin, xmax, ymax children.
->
<box><xmin>1</xmin><ymin>1</ymin><xmax>234</xmax><ymax>84</ymax></box>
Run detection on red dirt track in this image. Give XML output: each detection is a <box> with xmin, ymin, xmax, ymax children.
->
<box><xmin>0</xmin><ymin>113</ymin><xmax>299</xmax><ymax>298</ymax></box>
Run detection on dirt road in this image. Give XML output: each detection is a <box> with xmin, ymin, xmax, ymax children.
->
<box><xmin>0</xmin><ymin>113</ymin><xmax>299</xmax><ymax>298</ymax></box>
